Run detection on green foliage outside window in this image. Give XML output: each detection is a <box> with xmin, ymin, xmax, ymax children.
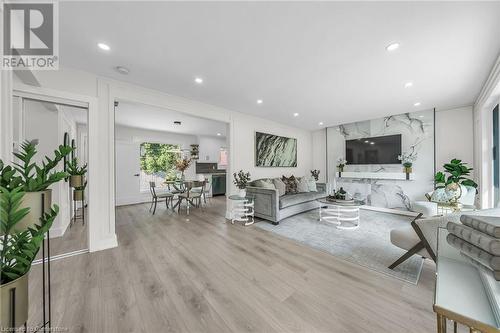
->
<box><xmin>140</xmin><ymin>143</ymin><xmax>180</xmax><ymax>176</ymax></box>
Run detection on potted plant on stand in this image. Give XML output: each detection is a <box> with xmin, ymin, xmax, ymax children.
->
<box><xmin>66</xmin><ymin>158</ymin><xmax>87</xmax><ymax>188</ymax></box>
<box><xmin>1</xmin><ymin>178</ymin><xmax>59</xmax><ymax>329</ymax></box>
<box><xmin>434</xmin><ymin>158</ymin><xmax>478</xmax><ymax>207</ymax></box>
<box><xmin>233</xmin><ymin>170</ymin><xmax>251</xmax><ymax>197</ymax></box>
<box><xmin>398</xmin><ymin>151</ymin><xmax>417</xmax><ymax>180</ymax></box>
<box><xmin>9</xmin><ymin>141</ymin><xmax>72</xmax><ymax>232</ymax></box>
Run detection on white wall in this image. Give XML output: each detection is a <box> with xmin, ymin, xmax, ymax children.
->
<box><xmin>12</xmin><ymin>67</ymin><xmax>314</xmax><ymax>251</ymax></box>
<box><xmin>197</xmin><ymin>135</ymin><xmax>226</xmax><ymax>164</ymax></box>
<box><xmin>435</xmin><ymin>106</ymin><xmax>474</xmax><ymax>175</ymax></box>
<box><xmin>312</xmin><ymin>129</ymin><xmax>327</xmax><ymax>182</ymax></box>
<box><xmin>115</xmin><ymin>125</ymin><xmax>198</xmax><ymax>205</ymax></box>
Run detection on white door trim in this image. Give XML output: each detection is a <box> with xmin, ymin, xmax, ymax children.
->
<box><xmin>12</xmin><ymin>83</ymin><xmax>114</xmax><ymax>252</ymax></box>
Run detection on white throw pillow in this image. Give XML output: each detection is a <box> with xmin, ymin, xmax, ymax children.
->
<box><xmin>297</xmin><ymin>177</ymin><xmax>310</xmax><ymax>193</ymax></box>
<box><xmin>273</xmin><ymin>178</ymin><xmax>286</xmax><ymax>196</ymax></box>
<box><xmin>307</xmin><ymin>178</ymin><xmax>317</xmax><ymax>192</ymax></box>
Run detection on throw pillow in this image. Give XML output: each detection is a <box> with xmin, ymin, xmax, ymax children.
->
<box><xmin>297</xmin><ymin>176</ymin><xmax>310</xmax><ymax>193</ymax></box>
<box><xmin>273</xmin><ymin>178</ymin><xmax>286</xmax><ymax>196</ymax></box>
<box><xmin>254</xmin><ymin>179</ymin><xmax>276</xmax><ymax>190</ymax></box>
<box><xmin>307</xmin><ymin>178</ymin><xmax>317</xmax><ymax>192</ymax></box>
<box><xmin>282</xmin><ymin>175</ymin><xmax>298</xmax><ymax>194</ymax></box>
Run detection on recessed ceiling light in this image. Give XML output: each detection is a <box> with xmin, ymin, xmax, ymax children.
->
<box><xmin>386</xmin><ymin>42</ymin><xmax>400</xmax><ymax>51</ymax></box>
<box><xmin>115</xmin><ymin>66</ymin><xmax>130</xmax><ymax>75</ymax></box>
<box><xmin>419</xmin><ymin>115</ymin><xmax>424</xmax><ymax>118</ymax></box>
<box><xmin>318</xmin><ymin>122</ymin><xmax>324</xmax><ymax>126</ymax></box>
<box><xmin>293</xmin><ymin>113</ymin><xmax>299</xmax><ymax>117</ymax></box>
<box><xmin>404</xmin><ymin>82</ymin><xmax>413</xmax><ymax>88</ymax></box>
<box><xmin>97</xmin><ymin>43</ymin><xmax>110</xmax><ymax>51</ymax></box>
<box><xmin>364</xmin><ymin>140</ymin><xmax>369</xmax><ymax>143</ymax></box>
<box><xmin>414</xmin><ymin>102</ymin><xmax>421</xmax><ymax>107</ymax></box>
<box><xmin>370</xmin><ymin>142</ymin><xmax>375</xmax><ymax>145</ymax></box>
<box><xmin>195</xmin><ymin>77</ymin><xmax>203</xmax><ymax>84</ymax></box>
<box><xmin>216</xmin><ymin>133</ymin><xmax>221</xmax><ymax>136</ymax></box>
<box><xmin>256</xmin><ymin>99</ymin><xmax>263</xmax><ymax>104</ymax></box>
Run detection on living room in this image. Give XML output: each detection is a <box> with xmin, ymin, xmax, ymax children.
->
<box><xmin>1</xmin><ymin>1</ymin><xmax>500</xmax><ymax>332</ymax></box>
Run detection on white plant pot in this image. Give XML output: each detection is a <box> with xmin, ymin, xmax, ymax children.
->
<box><xmin>239</xmin><ymin>189</ymin><xmax>246</xmax><ymax>198</ymax></box>
<box><xmin>1</xmin><ymin>273</ymin><xmax>29</xmax><ymax>329</ymax></box>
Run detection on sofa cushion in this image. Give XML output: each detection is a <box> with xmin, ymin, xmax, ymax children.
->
<box><xmin>273</xmin><ymin>178</ymin><xmax>286</xmax><ymax>196</ymax></box>
<box><xmin>254</xmin><ymin>179</ymin><xmax>276</xmax><ymax>190</ymax></box>
<box><xmin>282</xmin><ymin>175</ymin><xmax>298</xmax><ymax>194</ymax></box>
<box><xmin>279</xmin><ymin>192</ymin><xmax>325</xmax><ymax>209</ymax></box>
<box><xmin>297</xmin><ymin>177</ymin><xmax>310</xmax><ymax>193</ymax></box>
<box><xmin>307</xmin><ymin>179</ymin><xmax>317</xmax><ymax>192</ymax></box>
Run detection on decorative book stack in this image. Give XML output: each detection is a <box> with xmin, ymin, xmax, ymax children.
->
<box><xmin>447</xmin><ymin>215</ymin><xmax>500</xmax><ymax>280</ymax></box>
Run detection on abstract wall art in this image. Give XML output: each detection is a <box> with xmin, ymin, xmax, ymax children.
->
<box><xmin>255</xmin><ymin>132</ymin><xmax>297</xmax><ymax>167</ymax></box>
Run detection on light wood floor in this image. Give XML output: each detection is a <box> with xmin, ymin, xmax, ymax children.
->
<box><xmin>28</xmin><ymin>196</ymin><xmax>439</xmax><ymax>332</ymax></box>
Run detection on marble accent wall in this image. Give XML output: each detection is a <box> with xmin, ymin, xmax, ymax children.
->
<box><xmin>327</xmin><ymin>110</ymin><xmax>435</xmax><ymax>210</ymax></box>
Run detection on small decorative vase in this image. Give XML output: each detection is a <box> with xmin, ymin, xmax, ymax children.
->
<box><xmin>239</xmin><ymin>188</ymin><xmax>246</xmax><ymax>198</ymax></box>
<box><xmin>1</xmin><ymin>273</ymin><xmax>29</xmax><ymax>329</ymax></box>
<box><xmin>338</xmin><ymin>166</ymin><xmax>344</xmax><ymax>172</ymax></box>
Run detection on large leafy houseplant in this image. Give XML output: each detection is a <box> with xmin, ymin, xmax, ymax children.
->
<box><xmin>1</xmin><ymin>141</ymin><xmax>72</xmax><ymax>232</ymax></box>
<box><xmin>434</xmin><ymin>159</ymin><xmax>478</xmax><ymax>189</ymax></box>
<box><xmin>0</xmin><ymin>185</ymin><xmax>58</xmax><ymax>328</ymax></box>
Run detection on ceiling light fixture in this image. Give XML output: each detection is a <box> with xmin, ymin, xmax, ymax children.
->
<box><xmin>386</xmin><ymin>42</ymin><xmax>400</xmax><ymax>51</ymax></box>
<box><xmin>115</xmin><ymin>66</ymin><xmax>130</xmax><ymax>75</ymax></box>
<box><xmin>414</xmin><ymin>102</ymin><xmax>421</xmax><ymax>107</ymax></box>
<box><xmin>318</xmin><ymin>122</ymin><xmax>324</xmax><ymax>126</ymax></box>
<box><xmin>370</xmin><ymin>142</ymin><xmax>375</xmax><ymax>145</ymax></box>
<box><xmin>97</xmin><ymin>43</ymin><xmax>110</xmax><ymax>51</ymax></box>
<box><xmin>364</xmin><ymin>140</ymin><xmax>369</xmax><ymax>143</ymax></box>
<box><xmin>173</xmin><ymin>121</ymin><xmax>182</xmax><ymax>125</ymax></box>
<box><xmin>293</xmin><ymin>113</ymin><xmax>299</xmax><ymax>117</ymax></box>
<box><xmin>195</xmin><ymin>77</ymin><xmax>203</xmax><ymax>84</ymax></box>
<box><xmin>256</xmin><ymin>99</ymin><xmax>263</xmax><ymax>104</ymax></box>
<box><xmin>217</xmin><ymin>133</ymin><xmax>221</xmax><ymax>136</ymax></box>
<box><xmin>404</xmin><ymin>82</ymin><xmax>413</xmax><ymax>88</ymax></box>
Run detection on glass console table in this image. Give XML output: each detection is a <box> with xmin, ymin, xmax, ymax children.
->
<box><xmin>434</xmin><ymin>228</ymin><xmax>500</xmax><ymax>333</ymax></box>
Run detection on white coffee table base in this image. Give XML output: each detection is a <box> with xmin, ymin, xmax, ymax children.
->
<box><xmin>319</xmin><ymin>204</ymin><xmax>360</xmax><ymax>230</ymax></box>
<box><xmin>229</xmin><ymin>196</ymin><xmax>255</xmax><ymax>226</ymax></box>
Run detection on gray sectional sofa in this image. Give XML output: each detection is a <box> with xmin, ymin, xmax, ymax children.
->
<box><xmin>246</xmin><ymin>179</ymin><xmax>326</xmax><ymax>224</ymax></box>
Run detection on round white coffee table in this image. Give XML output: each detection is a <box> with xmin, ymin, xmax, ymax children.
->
<box><xmin>317</xmin><ymin>198</ymin><xmax>362</xmax><ymax>230</ymax></box>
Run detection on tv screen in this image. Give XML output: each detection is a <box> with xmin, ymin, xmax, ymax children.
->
<box><xmin>345</xmin><ymin>134</ymin><xmax>402</xmax><ymax>165</ymax></box>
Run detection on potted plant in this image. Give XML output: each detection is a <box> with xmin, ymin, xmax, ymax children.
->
<box><xmin>398</xmin><ymin>151</ymin><xmax>417</xmax><ymax>179</ymax></box>
<box><xmin>66</xmin><ymin>158</ymin><xmax>87</xmax><ymax>188</ymax></box>
<box><xmin>435</xmin><ymin>158</ymin><xmax>478</xmax><ymax>204</ymax></box>
<box><xmin>73</xmin><ymin>181</ymin><xmax>87</xmax><ymax>201</ymax></box>
<box><xmin>1</xmin><ymin>186</ymin><xmax>59</xmax><ymax>329</ymax></box>
<box><xmin>233</xmin><ymin>170</ymin><xmax>251</xmax><ymax>197</ymax></box>
<box><xmin>174</xmin><ymin>157</ymin><xmax>192</xmax><ymax>181</ymax></box>
<box><xmin>310</xmin><ymin>170</ymin><xmax>320</xmax><ymax>181</ymax></box>
<box><xmin>2</xmin><ymin>141</ymin><xmax>72</xmax><ymax>232</ymax></box>
<box><xmin>337</xmin><ymin>157</ymin><xmax>347</xmax><ymax>173</ymax></box>
<box><xmin>190</xmin><ymin>144</ymin><xmax>199</xmax><ymax>160</ymax></box>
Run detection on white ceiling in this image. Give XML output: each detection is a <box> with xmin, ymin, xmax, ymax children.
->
<box><xmin>115</xmin><ymin>101</ymin><xmax>227</xmax><ymax>138</ymax></box>
<box><xmin>59</xmin><ymin>2</ymin><xmax>500</xmax><ymax>130</ymax></box>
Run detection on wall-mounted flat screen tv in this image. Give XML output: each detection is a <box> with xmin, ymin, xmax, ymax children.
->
<box><xmin>345</xmin><ymin>134</ymin><xmax>402</xmax><ymax>165</ymax></box>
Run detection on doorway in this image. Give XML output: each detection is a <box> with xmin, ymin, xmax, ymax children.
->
<box><xmin>11</xmin><ymin>93</ymin><xmax>90</xmax><ymax>258</ymax></box>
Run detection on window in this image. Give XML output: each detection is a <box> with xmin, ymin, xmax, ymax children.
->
<box><xmin>140</xmin><ymin>142</ymin><xmax>180</xmax><ymax>191</ymax></box>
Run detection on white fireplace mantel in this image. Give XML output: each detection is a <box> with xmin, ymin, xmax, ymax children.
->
<box><xmin>336</xmin><ymin>171</ymin><xmax>415</xmax><ymax>181</ymax></box>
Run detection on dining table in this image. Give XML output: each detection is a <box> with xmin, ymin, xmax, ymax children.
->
<box><xmin>164</xmin><ymin>180</ymin><xmax>200</xmax><ymax>214</ymax></box>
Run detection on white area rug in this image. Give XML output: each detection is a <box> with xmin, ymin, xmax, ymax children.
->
<box><xmin>255</xmin><ymin>208</ymin><xmax>424</xmax><ymax>284</ymax></box>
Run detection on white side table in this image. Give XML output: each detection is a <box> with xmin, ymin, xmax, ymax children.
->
<box><xmin>228</xmin><ymin>195</ymin><xmax>255</xmax><ymax>226</ymax></box>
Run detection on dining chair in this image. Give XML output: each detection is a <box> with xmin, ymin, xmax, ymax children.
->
<box><xmin>149</xmin><ymin>181</ymin><xmax>174</xmax><ymax>215</ymax></box>
<box><xmin>177</xmin><ymin>180</ymin><xmax>205</xmax><ymax>214</ymax></box>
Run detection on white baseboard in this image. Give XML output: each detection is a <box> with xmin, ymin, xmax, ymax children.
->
<box><xmin>89</xmin><ymin>234</ymin><xmax>118</xmax><ymax>252</ymax></box>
